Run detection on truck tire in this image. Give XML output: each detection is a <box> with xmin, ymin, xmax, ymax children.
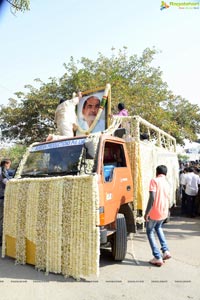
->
<box><xmin>111</xmin><ymin>213</ymin><xmax>127</xmax><ymax>261</ymax></box>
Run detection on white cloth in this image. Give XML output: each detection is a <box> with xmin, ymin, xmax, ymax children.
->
<box><xmin>182</xmin><ymin>172</ymin><xmax>200</xmax><ymax>196</ymax></box>
<box><xmin>55</xmin><ymin>97</ymin><xmax>79</xmax><ymax>137</ymax></box>
<box><xmin>76</xmin><ymin>118</ymin><xmax>105</xmax><ymax>135</ymax></box>
<box><xmin>180</xmin><ymin>172</ymin><xmax>186</xmax><ymax>185</ymax></box>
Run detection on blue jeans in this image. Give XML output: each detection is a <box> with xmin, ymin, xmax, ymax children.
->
<box><xmin>146</xmin><ymin>218</ymin><xmax>169</xmax><ymax>259</ymax></box>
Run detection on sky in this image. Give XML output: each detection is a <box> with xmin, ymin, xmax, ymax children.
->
<box><xmin>0</xmin><ymin>0</ymin><xmax>200</xmax><ymax>107</ymax></box>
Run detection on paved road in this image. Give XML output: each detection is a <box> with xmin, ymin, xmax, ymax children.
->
<box><xmin>0</xmin><ymin>215</ymin><xmax>200</xmax><ymax>300</ymax></box>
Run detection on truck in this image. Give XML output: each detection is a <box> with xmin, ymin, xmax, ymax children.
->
<box><xmin>2</xmin><ymin>115</ymin><xmax>179</xmax><ymax>279</ymax></box>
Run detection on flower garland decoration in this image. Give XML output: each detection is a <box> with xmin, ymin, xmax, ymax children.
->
<box><xmin>2</xmin><ymin>174</ymin><xmax>100</xmax><ymax>279</ymax></box>
<box><xmin>14</xmin><ymin>142</ymin><xmax>39</xmax><ymax>179</ymax></box>
<box><xmin>78</xmin><ymin>133</ymin><xmax>101</xmax><ymax>175</ymax></box>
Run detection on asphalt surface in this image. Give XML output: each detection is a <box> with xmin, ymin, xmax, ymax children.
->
<box><xmin>0</xmin><ymin>213</ymin><xmax>199</xmax><ymax>300</ymax></box>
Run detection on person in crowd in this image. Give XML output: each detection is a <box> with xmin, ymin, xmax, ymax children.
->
<box><xmin>77</xmin><ymin>96</ymin><xmax>105</xmax><ymax>134</ymax></box>
<box><xmin>117</xmin><ymin>103</ymin><xmax>128</xmax><ymax>116</ymax></box>
<box><xmin>180</xmin><ymin>167</ymin><xmax>188</xmax><ymax>215</ymax></box>
<box><xmin>194</xmin><ymin>167</ymin><xmax>200</xmax><ymax>216</ymax></box>
<box><xmin>181</xmin><ymin>167</ymin><xmax>200</xmax><ymax>218</ymax></box>
<box><xmin>144</xmin><ymin>165</ymin><xmax>171</xmax><ymax>267</ymax></box>
<box><xmin>0</xmin><ymin>158</ymin><xmax>12</xmax><ymax>246</ymax></box>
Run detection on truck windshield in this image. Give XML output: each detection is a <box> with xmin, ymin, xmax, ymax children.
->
<box><xmin>20</xmin><ymin>138</ymin><xmax>86</xmax><ymax>177</ymax></box>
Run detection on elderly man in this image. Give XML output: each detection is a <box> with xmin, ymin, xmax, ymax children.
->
<box><xmin>77</xmin><ymin>96</ymin><xmax>105</xmax><ymax>134</ymax></box>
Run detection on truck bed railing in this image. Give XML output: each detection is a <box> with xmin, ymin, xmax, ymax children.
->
<box><xmin>105</xmin><ymin>115</ymin><xmax>176</xmax><ymax>153</ymax></box>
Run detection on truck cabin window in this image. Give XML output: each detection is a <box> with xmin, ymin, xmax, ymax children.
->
<box><xmin>103</xmin><ymin>142</ymin><xmax>126</xmax><ymax>167</ymax></box>
<box><xmin>103</xmin><ymin>142</ymin><xmax>126</xmax><ymax>182</ymax></box>
<box><xmin>20</xmin><ymin>139</ymin><xmax>85</xmax><ymax>177</ymax></box>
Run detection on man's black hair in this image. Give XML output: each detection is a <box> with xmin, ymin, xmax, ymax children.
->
<box><xmin>156</xmin><ymin>165</ymin><xmax>167</xmax><ymax>176</ymax></box>
<box><xmin>118</xmin><ymin>103</ymin><xmax>125</xmax><ymax>111</ymax></box>
<box><xmin>0</xmin><ymin>158</ymin><xmax>11</xmax><ymax>168</ymax></box>
<box><xmin>59</xmin><ymin>98</ymin><xmax>67</xmax><ymax>104</ymax></box>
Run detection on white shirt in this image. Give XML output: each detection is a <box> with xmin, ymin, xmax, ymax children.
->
<box><xmin>180</xmin><ymin>172</ymin><xmax>187</xmax><ymax>185</ymax></box>
<box><xmin>182</xmin><ymin>172</ymin><xmax>200</xmax><ymax>196</ymax></box>
<box><xmin>76</xmin><ymin>118</ymin><xmax>105</xmax><ymax>135</ymax></box>
<box><xmin>55</xmin><ymin>97</ymin><xmax>79</xmax><ymax>136</ymax></box>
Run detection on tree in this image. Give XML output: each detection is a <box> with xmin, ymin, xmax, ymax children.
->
<box><xmin>0</xmin><ymin>77</ymin><xmax>59</xmax><ymax>144</ymax></box>
<box><xmin>165</xmin><ymin>95</ymin><xmax>200</xmax><ymax>144</ymax></box>
<box><xmin>0</xmin><ymin>144</ymin><xmax>26</xmax><ymax>168</ymax></box>
<box><xmin>0</xmin><ymin>47</ymin><xmax>200</xmax><ymax>145</ymax></box>
<box><xmin>5</xmin><ymin>0</ymin><xmax>30</xmax><ymax>12</ymax></box>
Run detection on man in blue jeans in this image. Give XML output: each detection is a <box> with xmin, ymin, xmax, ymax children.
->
<box><xmin>144</xmin><ymin>165</ymin><xmax>171</xmax><ymax>266</ymax></box>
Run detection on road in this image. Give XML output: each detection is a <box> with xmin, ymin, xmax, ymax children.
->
<box><xmin>0</xmin><ymin>215</ymin><xmax>199</xmax><ymax>300</ymax></box>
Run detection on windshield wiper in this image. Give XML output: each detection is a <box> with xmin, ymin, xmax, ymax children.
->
<box><xmin>21</xmin><ymin>173</ymin><xmax>49</xmax><ymax>178</ymax></box>
<box><xmin>47</xmin><ymin>170</ymin><xmax>78</xmax><ymax>176</ymax></box>
<box><xmin>20</xmin><ymin>170</ymin><xmax>79</xmax><ymax>178</ymax></box>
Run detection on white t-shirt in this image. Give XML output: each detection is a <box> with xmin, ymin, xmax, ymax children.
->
<box><xmin>182</xmin><ymin>172</ymin><xmax>200</xmax><ymax>196</ymax></box>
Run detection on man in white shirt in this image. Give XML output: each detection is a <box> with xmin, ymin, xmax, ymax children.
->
<box><xmin>55</xmin><ymin>92</ymin><xmax>82</xmax><ymax>137</ymax></box>
<box><xmin>182</xmin><ymin>167</ymin><xmax>200</xmax><ymax>217</ymax></box>
<box><xmin>180</xmin><ymin>168</ymin><xmax>188</xmax><ymax>215</ymax></box>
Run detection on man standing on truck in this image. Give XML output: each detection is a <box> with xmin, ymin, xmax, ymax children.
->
<box><xmin>117</xmin><ymin>103</ymin><xmax>128</xmax><ymax>116</ymax></box>
<box><xmin>46</xmin><ymin>91</ymin><xmax>82</xmax><ymax>141</ymax></box>
<box><xmin>144</xmin><ymin>165</ymin><xmax>171</xmax><ymax>267</ymax></box>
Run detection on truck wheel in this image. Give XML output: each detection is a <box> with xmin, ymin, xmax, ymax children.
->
<box><xmin>111</xmin><ymin>213</ymin><xmax>127</xmax><ymax>261</ymax></box>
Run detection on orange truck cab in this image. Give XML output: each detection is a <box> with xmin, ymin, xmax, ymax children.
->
<box><xmin>96</xmin><ymin>134</ymin><xmax>135</xmax><ymax>260</ymax></box>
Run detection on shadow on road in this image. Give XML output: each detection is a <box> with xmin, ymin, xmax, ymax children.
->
<box><xmin>162</xmin><ymin>216</ymin><xmax>200</xmax><ymax>239</ymax></box>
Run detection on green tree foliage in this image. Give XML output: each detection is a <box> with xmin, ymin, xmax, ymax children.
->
<box><xmin>6</xmin><ymin>0</ymin><xmax>30</xmax><ymax>13</ymax></box>
<box><xmin>0</xmin><ymin>47</ymin><xmax>200</xmax><ymax>145</ymax></box>
<box><xmin>0</xmin><ymin>144</ymin><xmax>26</xmax><ymax>168</ymax></box>
<box><xmin>178</xmin><ymin>153</ymin><xmax>190</xmax><ymax>163</ymax></box>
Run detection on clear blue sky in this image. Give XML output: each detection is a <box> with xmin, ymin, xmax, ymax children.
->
<box><xmin>0</xmin><ymin>0</ymin><xmax>199</xmax><ymax>106</ymax></box>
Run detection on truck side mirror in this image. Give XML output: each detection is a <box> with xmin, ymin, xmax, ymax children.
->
<box><xmin>84</xmin><ymin>140</ymin><xmax>95</xmax><ymax>159</ymax></box>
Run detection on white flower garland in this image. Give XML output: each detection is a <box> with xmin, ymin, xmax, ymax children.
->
<box><xmin>2</xmin><ymin>175</ymin><xmax>100</xmax><ymax>279</ymax></box>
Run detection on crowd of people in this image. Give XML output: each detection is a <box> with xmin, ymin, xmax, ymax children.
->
<box><xmin>179</xmin><ymin>160</ymin><xmax>200</xmax><ymax>218</ymax></box>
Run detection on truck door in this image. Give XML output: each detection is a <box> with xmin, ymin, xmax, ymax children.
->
<box><xmin>101</xmin><ymin>141</ymin><xmax>133</xmax><ymax>225</ymax></box>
